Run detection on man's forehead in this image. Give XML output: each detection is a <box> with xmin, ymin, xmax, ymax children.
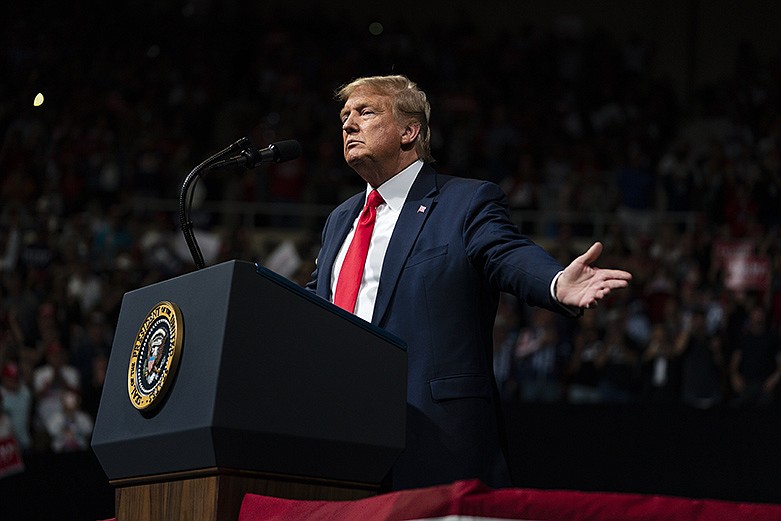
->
<box><xmin>342</xmin><ymin>88</ymin><xmax>390</xmax><ymax>110</ymax></box>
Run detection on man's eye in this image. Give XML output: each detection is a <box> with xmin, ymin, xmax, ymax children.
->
<box><xmin>361</xmin><ymin>109</ymin><xmax>374</xmax><ymax>116</ymax></box>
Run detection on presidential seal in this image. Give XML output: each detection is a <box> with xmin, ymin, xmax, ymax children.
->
<box><xmin>127</xmin><ymin>301</ymin><xmax>184</xmax><ymax>411</ymax></box>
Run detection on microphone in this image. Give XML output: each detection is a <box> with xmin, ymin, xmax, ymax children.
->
<box><xmin>210</xmin><ymin>139</ymin><xmax>302</xmax><ymax>169</ymax></box>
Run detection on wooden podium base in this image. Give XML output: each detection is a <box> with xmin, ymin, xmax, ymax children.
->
<box><xmin>112</xmin><ymin>468</ymin><xmax>379</xmax><ymax>521</ymax></box>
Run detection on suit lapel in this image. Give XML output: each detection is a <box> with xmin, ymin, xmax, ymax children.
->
<box><xmin>372</xmin><ymin>166</ymin><xmax>439</xmax><ymax>326</ymax></box>
<box><xmin>316</xmin><ymin>193</ymin><xmax>364</xmax><ymax>300</ymax></box>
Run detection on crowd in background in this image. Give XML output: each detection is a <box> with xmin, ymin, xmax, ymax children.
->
<box><xmin>2</xmin><ymin>3</ymin><xmax>781</xmax><ymax>460</ymax></box>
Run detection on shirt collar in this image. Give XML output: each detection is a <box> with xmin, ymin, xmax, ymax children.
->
<box><xmin>368</xmin><ymin>160</ymin><xmax>423</xmax><ymax>212</ymax></box>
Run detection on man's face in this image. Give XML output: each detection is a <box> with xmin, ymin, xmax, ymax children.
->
<box><xmin>340</xmin><ymin>86</ymin><xmax>403</xmax><ymax>170</ymax></box>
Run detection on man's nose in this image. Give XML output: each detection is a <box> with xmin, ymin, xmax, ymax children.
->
<box><xmin>342</xmin><ymin>112</ymin><xmax>358</xmax><ymax>132</ymax></box>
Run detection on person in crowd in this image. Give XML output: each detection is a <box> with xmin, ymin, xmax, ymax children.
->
<box><xmin>729</xmin><ymin>305</ymin><xmax>780</xmax><ymax>407</ymax></box>
<box><xmin>678</xmin><ymin>308</ymin><xmax>724</xmax><ymax>408</ymax></box>
<box><xmin>514</xmin><ymin>308</ymin><xmax>571</xmax><ymax>403</ymax></box>
<box><xmin>0</xmin><ymin>361</ymin><xmax>32</xmax><ymax>453</ymax></box>
<box><xmin>32</xmin><ymin>342</ymin><xmax>81</xmax><ymax>446</ymax></box>
<box><xmin>69</xmin><ymin>311</ymin><xmax>112</xmax><ymax>417</ymax></box>
<box><xmin>565</xmin><ymin>311</ymin><xmax>605</xmax><ymax>404</ymax></box>
<box><xmin>640</xmin><ymin>324</ymin><xmax>682</xmax><ymax>404</ymax></box>
<box><xmin>595</xmin><ymin>318</ymin><xmax>640</xmax><ymax>402</ymax></box>
<box><xmin>0</xmin><ymin>392</ymin><xmax>25</xmax><ymax>478</ymax></box>
<box><xmin>306</xmin><ymin>74</ymin><xmax>632</xmax><ymax>490</ymax></box>
<box><xmin>45</xmin><ymin>389</ymin><xmax>94</xmax><ymax>453</ymax></box>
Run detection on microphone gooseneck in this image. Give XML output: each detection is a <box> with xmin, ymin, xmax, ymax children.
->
<box><xmin>179</xmin><ymin>137</ymin><xmax>302</xmax><ymax>269</ymax></box>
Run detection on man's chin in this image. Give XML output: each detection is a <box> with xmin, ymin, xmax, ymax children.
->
<box><xmin>345</xmin><ymin>153</ymin><xmax>367</xmax><ymax>168</ymax></box>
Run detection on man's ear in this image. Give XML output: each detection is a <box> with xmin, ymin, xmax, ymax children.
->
<box><xmin>400</xmin><ymin>123</ymin><xmax>421</xmax><ymax>147</ymax></box>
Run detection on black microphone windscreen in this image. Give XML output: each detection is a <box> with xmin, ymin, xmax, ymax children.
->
<box><xmin>272</xmin><ymin>140</ymin><xmax>303</xmax><ymax>162</ymax></box>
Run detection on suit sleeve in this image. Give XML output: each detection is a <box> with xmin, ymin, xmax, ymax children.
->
<box><xmin>462</xmin><ymin>181</ymin><xmax>567</xmax><ymax>312</ymax></box>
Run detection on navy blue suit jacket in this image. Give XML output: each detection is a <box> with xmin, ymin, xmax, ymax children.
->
<box><xmin>307</xmin><ymin>164</ymin><xmax>571</xmax><ymax>490</ymax></box>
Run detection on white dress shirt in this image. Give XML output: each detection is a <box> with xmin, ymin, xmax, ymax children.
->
<box><xmin>330</xmin><ymin>160</ymin><xmax>423</xmax><ymax>321</ymax></box>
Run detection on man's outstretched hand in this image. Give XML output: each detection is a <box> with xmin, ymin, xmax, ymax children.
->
<box><xmin>555</xmin><ymin>242</ymin><xmax>632</xmax><ymax>309</ymax></box>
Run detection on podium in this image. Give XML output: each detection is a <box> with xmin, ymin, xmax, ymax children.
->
<box><xmin>91</xmin><ymin>260</ymin><xmax>407</xmax><ymax>521</ymax></box>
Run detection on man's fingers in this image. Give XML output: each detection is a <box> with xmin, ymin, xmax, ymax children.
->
<box><xmin>601</xmin><ymin>269</ymin><xmax>633</xmax><ymax>283</ymax></box>
<box><xmin>579</xmin><ymin>241</ymin><xmax>603</xmax><ymax>265</ymax></box>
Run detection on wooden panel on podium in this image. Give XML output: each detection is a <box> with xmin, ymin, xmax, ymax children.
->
<box><xmin>113</xmin><ymin>468</ymin><xmax>377</xmax><ymax>521</ymax></box>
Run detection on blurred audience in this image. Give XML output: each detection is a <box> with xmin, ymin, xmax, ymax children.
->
<box><xmin>1</xmin><ymin>4</ymin><xmax>781</xmax><ymax>461</ymax></box>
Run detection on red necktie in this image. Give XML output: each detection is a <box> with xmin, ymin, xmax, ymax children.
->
<box><xmin>334</xmin><ymin>190</ymin><xmax>385</xmax><ymax>313</ymax></box>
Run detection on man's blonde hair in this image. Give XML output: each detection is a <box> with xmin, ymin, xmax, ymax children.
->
<box><xmin>336</xmin><ymin>75</ymin><xmax>434</xmax><ymax>163</ymax></box>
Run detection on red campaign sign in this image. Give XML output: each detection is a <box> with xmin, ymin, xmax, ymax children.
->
<box><xmin>724</xmin><ymin>255</ymin><xmax>771</xmax><ymax>291</ymax></box>
<box><xmin>712</xmin><ymin>239</ymin><xmax>754</xmax><ymax>266</ymax></box>
<box><xmin>712</xmin><ymin>239</ymin><xmax>770</xmax><ymax>291</ymax></box>
<box><xmin>0</xmin><ymin>435</ymin><xmax>25</xmax><ymax>479</ymax></box>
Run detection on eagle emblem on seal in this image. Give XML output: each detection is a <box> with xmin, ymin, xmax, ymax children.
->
<box><xmin>127</xmin><ymin>301</ymin><xmax>184</xmax><ymax>411</ymax></box>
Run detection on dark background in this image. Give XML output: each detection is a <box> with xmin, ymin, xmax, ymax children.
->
<box><xmin>1</xmin><ymin>1</ymin><xmax>780</xmax><ymax>519</ymax></box>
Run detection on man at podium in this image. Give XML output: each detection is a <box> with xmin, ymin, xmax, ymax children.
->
<box><xmin>306</xmin><ymin>75</ymin><xmax>631</xmax><ymax>491</ymax></box>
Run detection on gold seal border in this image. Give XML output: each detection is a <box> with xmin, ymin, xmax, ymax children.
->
<box><xmin>127</xmin><ymin>301</ymin><xmax>184</xmax><ymax>411</ymax></box>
